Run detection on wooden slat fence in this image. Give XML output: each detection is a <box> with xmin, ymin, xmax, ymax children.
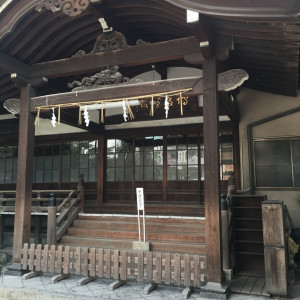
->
<box><xmin>21</xmin><ymin>243</ymin><xmax>206</xmax><ymax>288</ymax></box>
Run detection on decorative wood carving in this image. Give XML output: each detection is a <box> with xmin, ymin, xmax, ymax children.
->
<box><xmin>71</xmin><ymin>31</ymin><xmax>150</xmax><ymax>57</ymax></box>
<box><xmin>36</xmin><ymin>0</ymin><xmax>102</xmax><ymax>17</ymax></box>
<box><xmin>67</xmin><ymin>65</ymin><xmax>142</xmax><ymax>91</ymax></box>
<box><xmin>3</xmin><ymin>98</ymin><xmax>20</xmax><ymax>114</ymax></box>
<box><xmin>218</xmin><ymin>69</ymin><xmax>248</xmax><ymax>92</ymax></box>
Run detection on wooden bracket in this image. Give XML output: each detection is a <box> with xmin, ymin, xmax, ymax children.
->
<box><xmin>11</xmin><ymin>73</ymin><xmax>48</xmax><ymax>88</ymax></box>
<box><xmin>50</xmin><ymin>273</ymin><xmax>70</xmax><ymax>284</ymax></box>
<box><xmin>182</xmin><ymin>286</ymin><xmax>194</xmax><ymax>299</ymax></box>
<box><xmin>21</xmin><ymin>271</ymin><xmax>43</xmax><ymax>280</ymax></box>
<box><xmin>143</xmin><ymin>283</ymin><xmax>158</xmax><ymax>295</ymax></box>
<box><xmin>108</xmin><ymin>280</ymin><xmax>126</xmax><ymax>291</ymax></box>
<box><xmin>77</xmin><ymin>276</ymin><xmax>97</xmax><ymax>286</ymax></box>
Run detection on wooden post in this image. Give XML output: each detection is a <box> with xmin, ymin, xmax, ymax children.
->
<box><xmin>77</xmin><ymin>173</ymin><xmax>85</xmax><ymax>212</ymax></box>
<box><xmin>47</xmin><ymin>193</ymin><xmax>57</xmax><ymax>245</ymax></box>
<box><xmin>12</xmin><ymin>84</ymin><xmax>35</xmax><ymax>263</ymax></box>
<box><xmin>200</xmin><ymin>57</ymin><xmax>229</xmax><ymax>299</ymax></box>
<box><xmin>202</xmin><ymin>58</ymin><xmax>223</xmax><ymax>283</ymax></box>
<box><xmin>233</xmin><ymin>121</ymin><xmax>241</xmax><ymax>189</ymax></box>
<box><xmin>97</xmin><ymin>136</ymin><xmax>105</xmax><ymax>205</ymax></box>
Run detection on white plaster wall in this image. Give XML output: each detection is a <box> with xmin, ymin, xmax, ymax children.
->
<box><xmin>167</xmin><ymin>66</ymin><xmax>202</xmax><ymax>79</ymax></box>
<box><xmin>238</xmin><ymin>87</ymin><xmax>300</xmax><ymax>226</ymax></box>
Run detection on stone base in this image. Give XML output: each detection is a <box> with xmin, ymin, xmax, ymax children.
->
<box><xmin>5</xmin><ymin>263</ymin><xmax>28</xmax><ymax>276</ymax></box>
<box><xmin>132</xmin><ymin>241</ymin><xmax>151</xmax><ymax>251</ymax></box>
<box><xmin>223</xmin><ymin>269</ymin><xmax>233</xmax><ymax>281</ymax></box>
<box><xmin>200</xmin><ymin>282</ymin><xmax>230</xmax><ymax>300</ymax></box>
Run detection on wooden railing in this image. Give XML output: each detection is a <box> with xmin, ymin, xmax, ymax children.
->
<box><xmin>21</xmin><ymin>243</ymin><xmax>206</xmax><ymax>288</ymax></box>
<box><xmin>0</xmin><ymin>189</ymin><xmax>79</xmax><ymax>213</ymax></box>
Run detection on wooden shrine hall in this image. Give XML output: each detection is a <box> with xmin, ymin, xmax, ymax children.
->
<box><xmin>0</xmin><ymin>0</ymin><xmax>300</xmax><ymax>298</ymax></box>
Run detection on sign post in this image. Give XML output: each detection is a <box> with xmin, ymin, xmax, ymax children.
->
<box><xmin>132</xmin><ymin>188</ymin><xmax>151</xmax><ymax>251</ymax></box>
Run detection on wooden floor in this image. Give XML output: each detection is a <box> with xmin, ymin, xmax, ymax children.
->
<box><xmin>230</xmin><ymin>275</ymin><xmax>269</xmax><ymax>297</ymax></box>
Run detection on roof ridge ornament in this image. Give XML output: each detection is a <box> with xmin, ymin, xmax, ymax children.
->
<box><xmin>36</xmin><ymin>0</ymin><xmax>102</xmax><ymax>17</ymax></box>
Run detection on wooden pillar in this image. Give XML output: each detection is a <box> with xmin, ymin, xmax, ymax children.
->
<box><xmin>233</xmin><ymin>121</ymin><xmax>241</xmax><ymax>189</ymax></box>
<box><xmin>163</xmin><ymin>135</ymin><xmax>167</xmax><ymax>202</ymax></box>
<box><xmin>12</xmin><ymin>84</ymin><xmax>35</xmax><ymax>262</ymax></box>
<box><xmin>202</xmin><ymin>58</ymin><xmax>223</xmax><ymax>283</ymax></box>
<box><xmin>97</xmin><ymin>136</ymin><xmax>105</xmax><ymax>205</ymax></box>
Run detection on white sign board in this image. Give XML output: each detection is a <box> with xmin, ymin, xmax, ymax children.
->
<box><xmin>136</xmin><ymin>188</ymin><xmax>144</xmax><ymax>210</ymax></box>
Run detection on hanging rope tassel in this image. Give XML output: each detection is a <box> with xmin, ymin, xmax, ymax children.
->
<box><xmin>180</xmin><ymin>92</ymin><xmax>183</xmax><ymax>116</ymax></box>
<box><xmin>58</xmin><ymin>105</ymin><xmax>61</xmax><ymax>125</ymax></box>
<box><xmin>78</xmin><ymin>105</ymin><xmax>82</xmax><ymax>125</ymax></box>
<box><xmin>101</xmin><ymin>102</ymin><xmax>104</xmax><ymax>124</ymax></box>
<box><xmin>34</xmin><ymin>108</ymin><xmax>40</xmax><ymax>126</ymax></box>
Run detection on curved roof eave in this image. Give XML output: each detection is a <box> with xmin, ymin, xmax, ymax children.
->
<box><xmin>165</xmin><ymin>0</ymin><xmax>300</xmax><ymax>19</ymax></box>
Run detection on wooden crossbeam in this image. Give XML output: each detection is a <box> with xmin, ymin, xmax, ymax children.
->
<box><xmin>29</xmin><ymin>37</ymin><xmax>201</xmax><ymax>78</ymax></box>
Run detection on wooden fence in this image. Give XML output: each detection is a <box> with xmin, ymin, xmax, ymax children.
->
<box><xmin>21</xmin><ymin>243</ymin><xmax>206</xmax><ymax>288</ymax></box>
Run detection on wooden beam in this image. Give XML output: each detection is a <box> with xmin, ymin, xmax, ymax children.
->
<box><xmin>13</xmin><ymin>84</ymin><xmax>35</xmax><ymax>263</ymax></box>
<box><xmin>203</xmin><ymin>58</ymin><xmax>222</xmax><ymax>283</ymax></box>
<box><xmin>30</xmin><ymin>77</ymin><xmax>203</xmax><ymax>111</ymax></box>
<box><xmin>0</xmin><ymin>52</ymin><xmax>31</xmax><ymax>77</ymax></box>
<box><xmin>29</xmin><ymin>37</ymin><xmax>201</xmax><ymax>78</ymax></box>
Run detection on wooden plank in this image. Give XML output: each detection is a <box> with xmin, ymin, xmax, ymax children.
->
<box><xmin>89</xmin><ymin>248</ymin><xmax>96</xmax><ymax>277</ymax></box>
<box><xmin>193</xmin><ymin>255</ymin><xmax>201</xmax><ymax>288</ymax></box>
<box><xmin>28</xmin><ymin>244</ymin><xmax>35</xmax><ymax>271</ymax></box>
<box><xmin>56</xmin><ymin>245</ymin><xmax>63</xmax><ymax>274</ymax></box>
<box><xmin>184</xmin><ymin>254</ymin><xmax>191</xmax><ymax>287</ymax></box>
<box><xmin>264</xmin><ymin>247</ymin><xmax>288</xmax><ymax>296</ymax></box>
<box><xmin>41</xmin><ymin>244</ymin><xmax>49</xmax><ymax>273</ymax></box>
<box><xmin>241</xmin><ymin>276</ymin><xmax>257</xmax><ymax>294</ymax></box>
<box><xmin>137</xmin><ymin>252</ymin><xmax>144</xmax><ymax>283</ymax></box>
<box><xmin>12</xmin><ymin>85</ymin><xmax>35</xmax><ymax>262</ymax></box>
<box><xmin>155</xmin><ymin>252</ymin><xmax>162</xmax><ymax>284</ymax></box>
<box><xmin>97</xmin><ymin>248</ymin><xmax>103</xmax><ymax>277</ymax></box>
<box><xmin>21</xmin><ymin>243</ymin><xmax>29</xmax><ymax>270</ymax></box>
<box><xmin>75</xmin><ymin>247</ymin><xmax>81</xmax><ymax>275</ymax></box>
<box><xmin>113</xmin><ymin>250</ymin><xmax>119</xmax><ymax>280</ymax></box>
<box><xmin>174</xmin><ymin>253</ymin><xmax>181</xmax><ymax>286</ymax></box>
<box><xmin>105</xmin><ymin>249</ymin><xmax>111</xmax><ymax>278</ymax></box>
<box><xmin>35</xmin><ymin>244</ymin><xmax>42</xmax><ymax>272</ymax></box>
<box><xmin>230</xmin><ymin>276</ymin><xmax>248</xmax><ymax>293</ymax></box>
<box><xmin>251</xmin><ymin>277</ymin><xmax>266</xmax><ymax>295</ymax></box>
<box><xmin>34</xmin><ymin>216</ymin><xmax>41</xmax><ymax>244</ymax></box>
<box><xmin>203</xmin><ymin>57</ymin><xmax>222</xmax><ymax>283</ymax></box>
<box><xmin>121</xmin><ymin>251</ymin><xmax>127</xmax><ymax>281</ymax></box>
<box><xmin>63</xmin><ymin>246</ymin><xmax>70</xmax><ymax>275</ymax></box>
<box><xmin>82</xmin><ymin>247</ymin><xmax>89</xmax><ymax>277</ymax></box>
<box><xmin>146</xmin><ymin>252</ymin><xmax>153</xmax><ymax>283</ymax></box>
<box><xmin>49</xmin><ymin>245</ymin><xmax>56</xmax><ymax>273</ymax></box>
<box><xmin>164</xmin><ymin>253</ymin><xmax>171</xmax><ymax>285</ymax></box>
<box><xmin>262</xmin><ymin>201</ymin><xmax>284</xmax><ymax>247</ymax></box>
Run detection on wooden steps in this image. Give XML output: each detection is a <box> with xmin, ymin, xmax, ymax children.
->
<box><xmin>231</xmin><ymin>195</ymin><xmax>266</xmax><ymax>277</ymax></box>
<box><xmin>59</xmin><ymin>215</ymin><xmax>206</xmax><ymax>255</ymax></box>
<box><xmin>84</xmin><ymin>203</ymin><xmax>205</xmax><ymax>217</ymax></box>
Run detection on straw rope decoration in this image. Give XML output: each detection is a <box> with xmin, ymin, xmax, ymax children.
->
<box><xmin>78</xmin><ymin>105</ymin><xmax>82</xmax><ymax>125</ymax></box>
<box><xmin>34</xmin><ymin>107</ymin><xmax>41</xmax><ymax>126</ymax></box>
<box><xmin>58</xmin><ymin>105</ymin><xmax>61</xmax><ymax>125</ymax></box>
<box><xmin>101</xmin><ymin>102</ymin><xmax>104</xmax><ymax>124</ymax></box>
<box><xmin>32</xmin><ymin>88</ymin><xmax>192</xmax><ymax>126</ymax></box>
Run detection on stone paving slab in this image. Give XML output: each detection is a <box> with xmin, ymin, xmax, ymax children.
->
<box><xmin>0</xmin><ymin>268</ymin><xmax>296</xmax><ymax>300</ymax></box>
<box><xmin>0</xmin><ymin>274</ymin><xmax>270</xmax><ymax>300</ymax></box>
